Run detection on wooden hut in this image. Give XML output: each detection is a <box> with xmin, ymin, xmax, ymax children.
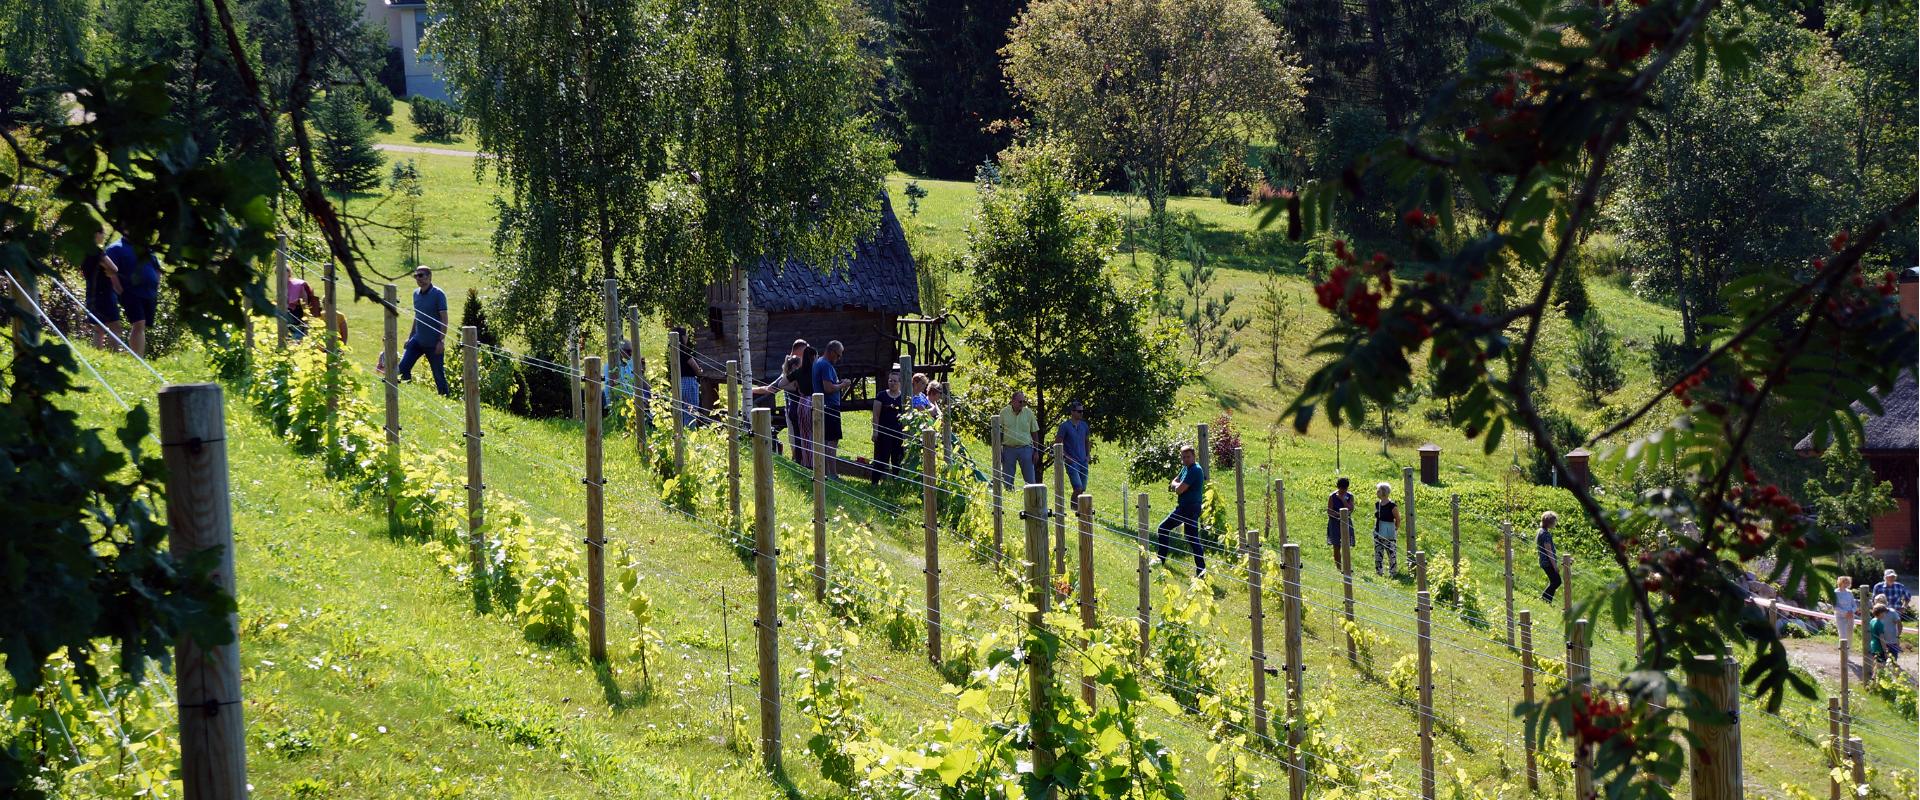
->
<box><xmin>695</xmin><ymin>194</ymin><xmax>951</xmax><ymax>410</ymax></box>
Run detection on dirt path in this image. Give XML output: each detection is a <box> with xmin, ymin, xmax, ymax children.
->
<box><xmin>375</xmin><ymin>142</ymin><xmax>480</xmax><ymax>158</ymax></box>
<box><xmin>1783</xmin><ymin>636</ymin><xmax>1917</xmax><ymax>687</ymax></box>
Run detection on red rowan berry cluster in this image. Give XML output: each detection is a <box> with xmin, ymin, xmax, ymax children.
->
<box><xmin>1571</xmin><ymin>690</ymin><xmax>1635</xmax><ymax>750</ymax></box>
<box><xmin>1313</xmin><ymin>239</ymin><xmax>1392</xmax><ymax>330</ymax></box>
<box><xmin>1723</xmin><ymin>462</ymin><xmax>1806</xmax><ymax>550</ymax></box>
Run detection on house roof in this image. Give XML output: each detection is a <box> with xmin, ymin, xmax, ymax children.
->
<box><xmin>1795</xmin><ymin>371</ymin><xmax>1919</xmax><ymax>454</ymax></box>
<box><xmin>746</xmin><ymin>194</ymin><xmax>920</xmax><ymax>316</ymax></box>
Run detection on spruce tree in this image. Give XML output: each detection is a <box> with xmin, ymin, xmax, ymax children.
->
<box><xmin>892</xmin><ymin>0</ymin><xmax>1020</xmax><ymax>179</ymax></box>
<box><xmin>313</xmin><ymin>91</ymin><xmax>384</xmax><ymax>203</ymax></box>
<box><xmin>1567</xmin><ymin>315</ymin><xmax>1626</xmax><ymax>405</ymax></box>
<box><xmin>461</xmin><ymin>287</ymin><xmax>500</xmax><ymax>348</ymax></box>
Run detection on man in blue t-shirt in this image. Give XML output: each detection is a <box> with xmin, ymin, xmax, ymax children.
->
<box><xmin>1056</xmin><ymin>400</ymin><xmax>1091</xmax><ymax>495</ymax></box>
<box><xmin>104</xmin><ymin>237</ymin><xmax>162</xmax><ymax>356</ymax></box>
<box><xmin>1154</xmin><ymin>443</ymin><xmax>1208</xmax><ymax>576</ymax></box>
<box><xmin>395</xmin><ymin>266</ymin><xmax>450</xmax><ymax>395</ymax></box>
<box><xmin>813</xmin><ymin>340</ymin><xmax>852</xmax><ymax>475</ymax></box>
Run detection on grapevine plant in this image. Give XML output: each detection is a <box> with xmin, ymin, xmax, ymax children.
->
<box><xmin>1260</xmin><ymin>0</ymin><xmax>1918</xmax><ymax>792</ymax></box>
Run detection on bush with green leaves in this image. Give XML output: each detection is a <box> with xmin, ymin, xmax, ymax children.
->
<box><xmin>408</xmin><ymin>96</ymin><xmax>462</xmax><ymax>141</ymax></box>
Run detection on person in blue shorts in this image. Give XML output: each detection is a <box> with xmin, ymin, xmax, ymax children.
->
<box><xmin>79</xmin><ymin>229</ymin><xmax>123</xmax><ymax>349</ymax></box>
<box><xmin>104</xmin><ymin>236</ymin><xmax>161</xmax><ymax>356</ymax></box>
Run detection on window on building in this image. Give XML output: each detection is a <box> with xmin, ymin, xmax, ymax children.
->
<box><xmin>413</xmin><ymin>9</ymin><xmax>429</xmax><ymax>44</ymax></box>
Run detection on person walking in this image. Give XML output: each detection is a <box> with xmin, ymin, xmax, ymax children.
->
<box><xmin>80</xmin><ymin>229</ymin><xmax>124</xmax><ymax>349</ymax></box>
<box><xmin>1372</xmin><ymin>482</ymin><xmax>1400</xmax><ymax>576</ymax></box>
<box><xmin>872</xmin><ymin>369</ymin><xmax>906</xmax><ymax>484</ymax></box>
<box><xmin>1154</xmin><ymin>443</ymin><xmax>1208</xmax><ymax>576</ymax></box>
<box><xmin>813</xmin><ymin>341</ymin><xmax>852</xmax><ymax>476</ymax></box>
<box><xmin>1875</xmin><ymin>569</ymin><xmax>1911</xmax><ymax>618</ymax></box>
<box><xmin>1835</xmin><ymin>575</ymin><xmax>1858</xmax><ymax>638</ymax></box>
<box><xmin>1056</xmin><ymin>401</ymin><xmax>1091</xmax><ymax>497</ymax></box>
<box><xmin>1537</xmin><ymin>511</ymin><xmax>1562</xmax><ymax>603</ymax></box>
<box><xmin>1869</xmin><ymin>598</ymin><xmax>1902</xmax><ymax>664</ymax></box>
<box><xmin>1325</xmin><ymin>477</ymin><xmax>1355</xmax><ymax>567</ymax></box>
<box><xmin>103</xmin><ymin>236</ymin><xmax>161</xmax><ymax>357</ymax></box>
<box><xmin>673</xmin><ymin>329</ymin><xmax>704</xmax><ymax>426</ymax></box>
<box><xmin>285</xmin><ymin>276</ymin><xmax>321</xmax><ymax>340</ymax></box>
<box><xmin>391</xmin><ymin>266</ymin><xmax>450</xmax><ymax>395</ymax></box>
<box><xmin>998</xmin><ymin>390</ymin><xmax>1040</xmax><ymax>488</ymax></box>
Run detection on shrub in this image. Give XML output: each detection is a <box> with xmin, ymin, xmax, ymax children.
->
<box><xmin>1567</xmin><ymin>315</ymin><xmax>1626</xmax><ymax>404</ymax></box>
<box><xmin>1525</xmin><ymin>409</ymin><xmax>1589</xmax><ymax>486</ymax></box>
<box><xmin>1552</xmin><ymin>258</ymin><xmax>1591</xmax><ymax>320</ymax></box>
<box><xmin>1841</xmin><ymin>552</ymin><xmax>1889</xmax><ymax>593</ymax></box>
<box><xmin>359</xmin><ymin>81</ymin><xmax>395</xmax><ymax>131</ymax></box>
<box><xmin>377</xmin><ymin>47</ymin><xmax>406</xmax><ymax>96</ymax></box>
<box><xmin>1577</xmin><ymin>231</ymin><xmax>1633</xmax><ymax>279</ymax></box>
<box><xmin>1209</xmin><ymin>413</ymin><xmax>1241</xmax><ymax>469</ymax></box>
<box><xmin>1866</xmin><ymin>669</ymin><xmax>1917</xmax><ymax>720</ymax></box>
<box><xmin>1126</xmin><ymin>429</ymin><xmax>1184</xmax><ymax>486</ymax></box>
<box><xmin>410</xmin><ymin>97</ymin><xmax>462</xmax><ymax>141</ymax></box>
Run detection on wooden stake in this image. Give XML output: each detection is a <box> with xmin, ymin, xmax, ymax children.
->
<box><xmin>1077</xmin><ymin>494</ymin><xmax>1096</xmax><ymax>706</ymax></box>
<box><xmin>1561</xmin><ymin>555</ymin><xmax>1574</xmax><ymax>626</ymax></box>
<box><xmin>924</xmin><ymin>427</ymin><xmax>941</xmax><ymax>664</ymax></box>
<box><xmin>1275</xmin><ymin>478</ymin><xmax>1288</xmax><ymax>550</ymax></box>
<box><xmin>274</xmin><ymin>234</ymin><xmax>288</xmax><ymax>349</ymax></box>
<box><xmin>1416</xmin><ymin>586</ymin><xmax>1435</xmax><ymax>800</ymax></box>
<box><xmin>585</xmin><ymin>356</ymin><xmax>607</xmax><ymax>663</ymax></box>
<box><xmin>160</xmin><ymin>384</ymin><xmax>248</xmax><ymax>800</ymax></box>
<box><xmin>1449</xmin><ymin>493</ymin><xmax>1461</xmax><ymax>582</ymax></box>
<box><xmin>1341</xmin><ymin>507</ymin><xmax>1356</xmax><ymax>665</ymax></box>
<box><xmin>1571</xmin><ymin>619</ymin><xmax>1592</xmax><ymax>800</ymax></box>
<box><xmin>628</xmin><ymin>307</ymin><xmax>647</xmax><ymax>465</ymax></box>
<box><xmin>1235</xmin><ymin>447</ymin><xmax>1248</xmax><ymax>553</ymax></box>
<box><xmin>1282</xmin><ymin>543</ymin><xmax>1305</xmax><ymax>800</ymax></box>
<box><xmin>382</xmin><ymin>284</ymin><xmax>400</xmax><ymax>536</ymax></box>
<box><xmin>991</xmin><ymin>415</ymin><xmax>1005</xmax><ymax>563</ymax></box>
<box><xmin>1502</xmin><ymin>522</ymin><xmax>1516</xmax><ymax>646</ymax></box>
<box><xmin>1839</xmin><ymin>621</ymin><xmax>1852</xmax><ymax>744</ymax></box>
<box><xmin>727</xmin><ymin>359</ymin><xmax>743</xmax><ymax>535</ymax></box>
<box><xmin>812</xmin><ymin>391</ymin><xmax>827</xmax><ymax>603</ymax></box>
<box><xmin>1250</xmin><ymin>529</ymin><xmax>1268</xmax><ymax>742</ymax></box>
<box><xmin>1197</xmin><ymin>422</ymin><xmax>1210</xmax><ymax>474</ymax></box>
<box><xmin>1137</xmin><ymin>492</ymin><xmax>1151</xmax><ymax>663</ymax></box>
<box><xmin>1402</xmin><ymin>467</ymin><xmax>1416</xmax><ymax>560</ymax></box>
<box><xmin>462</xmin><ymin>326</ymin><xmax>485</xmax><ymax>581</ymax></box>
<box><xmin>569</xmin><ymin>337</ymin><xmax>582</xmax><ymax>422</ymax></box>
<box><xmin>1845</xmin><ymin>736</ymin><xmax>1865</xmax><ymax>794</ymax></box>
<box><xmin>323</xmin><ymin>256</ymin><xmax>337</xmax><ymax>456</ymax></box>
<box><xmin>1024</xmin><ymin>483</ymin><xmax>1057</xmax><ymax>800</ymax></box>
<box><xmin>751</xmin><ymin>408</ymin><xmax>781</xmax><ymax>772</ymax></box>
<box><xmin>1828</xmin><ymin>697</ymin><xmax>1844</xmax><ymax>800</ymax></box>
<box><xmin>1688</xmin><ymin>653</ymin><xmax>1739</xmax><ymax>800</ymax></box>
<box><xmin>942</xmin><ymin>402</ymin><xmax>954</xmax><ymax>462</ymax></box>
<box><xmin>1858</xmin><ymin>587</ymin><xmax>1874</xmax><ymax>683</ymax></box>
<box><xmin>602</xmin><ymin>280</ymin><xmax>620</xmax><ymax>383</ymax></box>
<box><xmin>1520</xmin><ymin>610</ymin><xmax>1537</xmax><ymax>791</ymax></box>
<box><xmin>1052</xmin><ymin>441</ymin><xmax>1067</xmax><ymax>576</ymax></box>
<box><xmin>669</xmin><ymin>331</ymin><xmax>685</xmax><ymax>474</ymax></box>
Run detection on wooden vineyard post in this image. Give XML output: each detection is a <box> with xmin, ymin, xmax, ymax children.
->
<box><xmin>1687</xmin><ymin>653</ymin><xmax>1739</xmax><ymax>800</ymax></box>
<box><xmin>1137</xmin><ymin>493</ymin><xmax>1152</xmax><ymax>663</ymax></box>
<box><xmin>382</xmin><ymin>283</ymin><xmax>400</xmax><ymax>536</ymax></box>
<box><xmin>462</xmin><ymin>327</ymin><xmax>486</xmax><ymax>580</ymax></box>
<box><xmin>1845</xmin><ymin>737</ymin><xmax>1866</xmax><ymax>795</ymax></box>
<box><xmin>1052</xmin><ymin>441</ymin><xmax>1067</xmax><ymax>576</ymax></box>
<box><xmin>1197</xmin><ymin>422</ymin><xmax>1210</xmax><ymax>473</ymax></box>
<box><xmin>1520</xmin><ymin>610</ymin><xmax>1538</xmax><ymax>791</ymax></box>
<box><xmin>1403</xmin><ymin>466</ymin><xmax>1417</xmax><ymax>559</ymax></box>
<box><xmin>1250</xmin><ymin>530</ymin><xmax>1268</xmax><ymax>742</ymax></box>
<box><xmin>1024</xmin><ymin>483</ymin><xmax>1057</xmax><ymax>800</ymax></box>
<box><xmin>1282</xmin><ymin>543</ymin><xmax>1305</xmax><ymax>800</ymax></box>
<box><xmin>1449</xmin><ymin>494</ymin><xmax>1461</xmax><ymax>582</ymax></box>
<box><xmin>727</xmin><ymin>360</ymin><xmax>743</xmax><ymax>536</ymax></box>
<box><xmin>1275</xmin><ymin>479</ymin><xmax>1288</xmax><ymax>549</ymax></box>
<box><xmin>1570</xmin><ymin>619</ymin><xmax>1592</xmax><ymax>800</ymax></box>
<box><xmin>1502</xmin><ymin>522</ymin><xmax>1516</xmax><ymax>646</ymax></box>
<box><xmin>603</xmin><ymin>279</ymin><xmax>620</xmax><ymax>383</ymax></box>
<box><xmin>668</xmin><ymin>331</ymin><xmax>685</xmax><ymax>474</ymax></box>
<box><xmin>750</xmin><ymin>408</ymin><xmax>781</xmax><ymax>772</ymax></box>
<box><xmin>1839</xmin><ymin>625</ymin><xmax>1852</xmax><ymax>744</ymax></box>
<box><xmin>1858</xmin><ymin>587</ymin><xmax>1874</xmax><ymax>683</ymax></box>
<box><xmin>322</xmin><ymin>255</ymin><xmax>338</xmax><ymax>456</ymax></box>
<box><xmin>1076</xmin><ymin>494</ymin><xmax>1097</xmax><ymax>706</ymax></box>
<box><xmin>569</xmin><ymin>337</ymin><xmax>583</xmax><ymax>422</ymax></box>
<box><xmin>274</xmin><ymin>235</ymin><xmax>288</xmax><ymax>349</ymax></box>
<box><xmin>990</xmin><ymin>416</ymin><xmax>1005</xmax><ymax>563</ymax></box>
<box><xmin>1561</xmin><ymin>555</ymin><xmax>1574</xmax><ymax>625</ymax></box>
<box><xmin>584</xmin><ymin>357</ymin><xmax>607</xmax><ymax>663</ymax></box>
<box><xmin>159</xmin><ymin>383</ymin><xmax>248</xmax><ymax>800</ymax></box>
<box><xmin>942</xmin><ymin>405</ymin><xmax>954</xmax><ymax>461</ymax></box>
<box><xmin>1341</xmin><ymin>507</ymin><xmax>1357</xmax><ymax>665</ymax></box>
<box><xmin>1828</xmin><ymin>697</ymin><xmax>1843</xmax><ymax>800</ymax></box>
<box><xmin>812</xmin><ymin>392</ymin><xmax>827</xmax><ymax>602</ymax></box>
<box><xmin>924</xmin><ymin>428</ymin><xmax>942</xmax><ymax>664</ymax></box>
<box><xmin>1415</xmin><ymin>549</ymin><xmax>1428</xmax><ymax>595</ymax></box>
<box><xmin>1416</xmin><ymin>587</ymin><xmax>1435</xmax><ymax>800</ymax></box>
<box><xmin>1235</xmin><ymin>448</ymin><xmax>1248</xmax><ymax>553</ymax></box>
<box><xmin>629</xmin><ymin>307</ymin><xmax>648</xmax><ymax>464</ymax></box>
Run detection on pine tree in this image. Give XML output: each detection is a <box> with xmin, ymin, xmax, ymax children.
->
<box><xmin>892</xmin><ymin>0</ymin><xmax>1020</xmax><ymax>179</ymax></box>
<box><xmin>388</xmin><ymin>160</ymin><xmax>425</xmax><ymax>269</ymax></box>
<box><xmin>461</xmin><ymin>287</ymin><xmax>500</xmax><ymax>348</ymax></box>
<box><xmin>1178</xmin><ymin>227</ymin><xmax>1247</xmax><ymax>372</ymax></box>
<box><xmin>1253</xmin><ymin>271</ymin><xmax>1294</xmax><ymax>387</ymax></box>
<box><xmin>1554</xmin><ymin>256</ymin><xmax>1592</xmax><ymax>320</ymax></box>
<box><xmin>313</xmin><ymin>91</ymin><xmax>384</xmax><ymax>203</ymax></box>
<box><xmin>1567</xmin><ymin>315</ymin><xmax>1626</xmax><ymax>405</ymax></box>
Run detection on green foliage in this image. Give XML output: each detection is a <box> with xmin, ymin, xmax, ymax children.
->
<box><xmin>1552</xmin><ymin>257</ymin><xmax>1591</xmax><ymax>320</ymax></box>
<box><xmin>1524</xmin><ymin>410</ymin><xmax>1586</xmax><ymax>487</ymax></box>
<box><xmin>1341</xmin><ymin>619</ymin><xmax>1387</xmax><ymax>678</ymax></box>
<box><xmin>890</xmin><ymin>0</ymin><xmax>1020</xmax><ymax>179</ymax></box>
<box><xmin>1864</xmin><ymin>669</ymin><xmax>1917</xmax><ymax>720</ymax></box>
<box><xmin>1429</xmin><ymin>555</ymin><xmax>1489</xmax><ymax>627</ymax></box>
<box><xmin>407</xmin><ymin>97</ymin><xmax>461</xmax><ymax>141</ymax></box>
<box><xmin>1177</xmin><ymin>224</ymin><xmax>1247</xmax><ymax>371</ymax></box>
<box><xmin>1566</xmin><ymin>314</ymin><xmax>1626</xmax><ymax>405</ymax></box>
<box><xmin>793</xmin><ymin>621</ymin><xmax>870</xmax><ymax>788</ymax></box>
<box><xmin>1152</xmin><ymin>574</ymin><xmax>1227</xmax><ymax>708</ymax></box>
<box><xmin>1251</xmin><ymin>268</ymin><xmax>1296</xmax><ymax>388</ymax></box>
<box><xmin>958</xmin><ymin>138</ymin><xmax>1186</xmax><ymax>448</ymax></box>
<box><xmin>312</xmin><ymin>91</ymin><xmax>384</xmax><ymax>201</ymax></box>
<box><xmin>1839</xmin><ymin>553</ymin><xmax>1889</xmax><ymax>595</ymax></box>
<box><xmin>387</xmin><ymin>159</ymin><xmax>426</xmax><ymax>270</ymax></box>
<box><xmin>1808</xmin><ymin>445</ymin><xmax>1897</xmax><ymax>537</ymax></box>
<box><xmin>1125</xmin><ymin>428</ymin><xmax>1185</xmax><ymax>487</ymax></box>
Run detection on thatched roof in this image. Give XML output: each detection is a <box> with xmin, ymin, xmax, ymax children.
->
<box><xmin>745</xmin><ymin>194</ymin><xmax>920</xmax><ymax>316</ymax></box>
<box><xmin>1796</xmin><ymin>371</ymin><xmax>1919</xmax><ymax>454</ymax></box>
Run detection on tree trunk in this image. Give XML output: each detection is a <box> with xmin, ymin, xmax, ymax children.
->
<box><xmin>736</xmin><ymin>264</ymin><xmax>752</xmax><ymax>386</ymax></box>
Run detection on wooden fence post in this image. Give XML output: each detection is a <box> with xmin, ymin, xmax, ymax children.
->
<box><xmin>1502</xmin><ymin>522</ymin><xmax>1516</xmax><ymax>646</ymax></box>
<box><xmin>1687</xmin><ymin>653</ymin><xmax>1739</xmax><ymax>800</ymax></box>
<box><xmin>462</xmin><ymin>326</ymin><xmax>486</xmax><ymax>581</ymax></box>
<box><xmin>382</xmin><ymin>283</ymin><xmax>400</xmax><ymax>536</ymax></box>
<box><xmin>1024</xmin><ymin>483</ymin><xmax>1057</xmax><ymax>800</ymax></box>
<box><xmin>1845</xmin><ymin>737</ymin><xmax>1865</xmax><ymax>795</ymax></box>
<box><xmin>1282</xmin><ymin>542</ymin><xmax>1305</xmax><ymax>800</ymax></box>
<box><xmin>1137</xmin><ymin>493</ymin><xmax>1152</xmax><ymax>663</ymax></box>
<box><xmin>751</xmin><ymin>408</ymin><xmax>781</xmax><ymax>772</ymax></box>
<box><xmin>1449</xmin><ymin>494</ymin><xmax>1460</xmax><ymax>581</ymax></box>
<box><xmin>924</xmin><ymin>428</ymin><xmax>941</xmax><ymax>664</ymax></box>
<box><xmin>1077</xmin><ymin>494</ymin><xmax>1097</xmax><ymax>707</ymax></box>
<box><xmin>991</xmin><ymin>415</ymin><xmax>1004</xmax><ymax>563</ymax></box>
<box><xmin>1403</xmin><ymin>466</ymin><xmax>1416</xmax><ymax>559</ymax></box>
<box><xmin>812</xmin><ymin>392</ymin><xmax>827</xmax><ymax>602</ymax></box>
<box><xmin>727</xmin><ymin>360</ymin><xmax>743</xmax><ymax>536</ymax></box>
<box><xmin>1839</xmin><ymin>625</ymin><xmax>1852</xmax><ymax>744</ymax></box>
<box><xmin>322</xmin><ymin>256</ymin><xmax>337</xmax><ymax>456</ymax></box>
<box><xmin>1275</xmin><ymin>479</ymin><xmax>1288</xmax><ymax>550</ymax></box>
<box><xmin>1520</xmin><ymin>609</ymin><xmax>1538</xmax><ymax>791</ymax></box>
<box><xmin>668</xmin><ymin>331</ymin><xmax>685</xmax><ymax>473</ymax></box>
<box><xmin>1250</xmin><ymin>530</ymin><xmax>1268</xmax><ymax>743</ymax></box>
<box><xmin>1571</xmin><ymin>619</ymin><xmax>1592</xmax><ymax>800</ymax></box>
<box><xmin>1052</xmin><ymin>441</ymin><xmax>1067</xmax><ymax>577</ymax></box>
<box><xmin>603</xmin><ymin>279</ymin><xmax>620</xmax><ymax>381</ymax></box>
<box><xmin>585</xmin><ymin>357</ymin><xmax>607</xmax><ymax>663</ymax></box>
<box><xmin>274</xmin><ymin>235</ymin><xmax>288</xmax><ymax>349</ymax></box>
<box><xmin>1416</xmin><ymin>586</ymin><xmax>1435</xmax><ymax>800</ymax></box>
<box><xmin>569</xmin><ymin>337</ymin><xmax>582</xmax><ymax>422</ymax></box>
<box><xmin>1197</xmin><ymin>422</ymin><xmax>1210</xmax><ymax>474</ymax></box>
<box><xmin>1236</xmin><ymin>448</ymin><xmax>1248</xmax><ymax>553</ymax></box>
<box><xmin>629</xmin><ymin>307</ymin><xmax>648</xmax><ymax>464</ymax></box>
<box><xmin>1828</xmin><ymin>697</ymin><xmax>1844</xmax><ymax>800</ymax></box>
<box><xmin>1858</xmin><ymin>587</ymin><xmax>1874</xmax><ymax>683</ymax></box>
<box><xmin>1341</xmin><ymin>507</ymin><xmax>1357</xmax><ymax>665</ymax></box>
<box><xmin>942</xmin><ymin>405</ymin><xmax>954</xmax><ymax>462</ymax></box>
<box><xmin>1561</xmin><ymin>555</ymin><xmax>1574</xmax><ymax>626</ymax></box>
<box><xmin>159</xmin><ymin>384</ymin><xmax>248</xmax><ymax>800</ymax></box>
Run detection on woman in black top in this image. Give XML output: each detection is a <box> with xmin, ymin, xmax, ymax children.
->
<box><xmin>791</xmin><ymin>347</ymin><xmax>818</xmax><ymax>467</ymax></box>
<box><xmin>871</xmin><ymin>369</ymin><xmax>906</xmax><ymax>484</ymax></box>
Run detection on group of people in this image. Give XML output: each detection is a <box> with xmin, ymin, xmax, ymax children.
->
<box><xmin>1322</xmin><ymin>476</ymin><xmax>1405</xmax><ymax>576</ymax></box>
<box><xmin>77</xmin><ymin>230</ymin><xmax>164</xmax><ymax>356</ymax></box>
<box><xmin>1837</xmin><ymin>570</ymin><xmax>1910</xmax><ymax>665</ymax></box>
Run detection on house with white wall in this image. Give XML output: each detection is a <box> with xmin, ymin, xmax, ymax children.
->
<box><xmin>362</xmin><ymin>0</ymin><xmax>447</xmax><ymax>100</ymax></box>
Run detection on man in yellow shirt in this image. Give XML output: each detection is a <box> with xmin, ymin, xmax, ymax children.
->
<box><xmin>998</xmin><ymin>390</ymin><xmax>1040</xmax><ymax>488</ymax></box>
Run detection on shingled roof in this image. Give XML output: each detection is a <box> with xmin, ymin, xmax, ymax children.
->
<box><xmin>746</xmin><ymin>194</ymin><xmax>920</xmax><ymax>316</ymax></box>
<box><xmin>1795</xmin><ymin>371</ymin><xmax>1919</xmax><ymax>454</ymax></box>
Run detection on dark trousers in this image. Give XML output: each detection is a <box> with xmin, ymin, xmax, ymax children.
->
<box><xmin>398</xmin><ymin>340</ymin><xmax>449</xmax><ymax>395</ymax></box>
<box><xmin>1539</xmin><ymin>557</ymin><xmax>1562</xmax><ymax>601</ymax></box>
<box><xmin>871</xmin><ymin>428</ymin><xmax>904</xmax><ymax>483</ymax></box>
<box><xmin>1156</xmin><ymin>507</ymin><xmax>1207</xmax><ymax>573</ymax></box>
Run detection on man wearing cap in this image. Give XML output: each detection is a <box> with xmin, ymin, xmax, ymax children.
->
<box><xmin>1056</xmin><ymin>401</ymin><xmax>1091</xmax><ymax>496</ymax></box>
<box><xmin>1876</xmin><ymin>569</ymin><xmax>1911</xmax><ymax>618</ymax></box>
<box><xmin>396</xmin><ymin>266</ymin><xmax>450</xmax><ymax>395</ymax></box>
